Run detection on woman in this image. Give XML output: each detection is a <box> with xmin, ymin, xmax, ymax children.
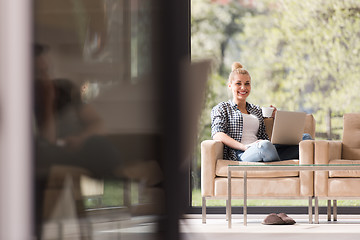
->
<box><xmin>211</xmin><ymin>62</ymin><xmax>300</xmax><ymax>162</ymax></box>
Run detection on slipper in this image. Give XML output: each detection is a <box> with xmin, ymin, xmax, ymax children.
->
<box><xmin>277</xmin><ymin>213</ymin><xmax>296</xmax><ymax>225</ymax></box>
<box><xmin>262</xmin><ymin>213</ymin><xmax>286</xmax><ymax>225</ymax></box>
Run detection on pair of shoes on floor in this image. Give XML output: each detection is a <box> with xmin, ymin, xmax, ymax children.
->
<box><xmin>262</xmin><ymin>213</ymin><xmax>296</xmax><ymax>225</ymax></box>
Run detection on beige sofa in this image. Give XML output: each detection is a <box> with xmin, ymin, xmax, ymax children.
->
<box><xmin>314</xmin><ymin>113</ymin><xmax>360</xmax><ymax>222</ymax></box>
<box><xmin>201</xmin><ymin>114</ymin><xmax>316</xmax><ymax>223</ymax></box>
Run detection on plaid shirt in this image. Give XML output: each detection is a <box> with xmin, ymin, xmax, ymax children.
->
<box><xmin>211</xmin><ymin>100</ymin><xmax>269</xmax><ymax>160</ymax></box>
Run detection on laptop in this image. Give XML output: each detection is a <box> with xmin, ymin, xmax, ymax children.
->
<box><xmin>270</xmin><ymin>110</ymin><xmax>306</xmax><ymax>145</ymax></box>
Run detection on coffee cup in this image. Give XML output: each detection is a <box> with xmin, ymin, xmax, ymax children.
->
<box><xmin>262</xmin><ymin>106</ymin><xmax>274</xmax><ymax>118</ymax></box>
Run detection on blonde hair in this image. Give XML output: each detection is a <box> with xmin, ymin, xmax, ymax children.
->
<box><xmin>228</xmin><ymin>62</ymin><xmax>250</xmax><ymax>82</ymax></box>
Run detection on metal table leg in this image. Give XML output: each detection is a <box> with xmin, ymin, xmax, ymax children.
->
<box><xmin>202</xmin><ymin>197</ymin><xmax>206</xmax><ymax>224</ymax></box>
<box><xmin>333</xmin><ymin>200</ymin><xmax>337</xmax><ymax>221</ymax></box>
<box><xmin>228</xmin><ymin>169</ymin><xmax>232</xmax><ymax>228</ymax></box>
<box><xmin>308</xmin><ymin>196</ymin><xmax>313</xmax><ymax>224</ymax></box>
<box><xmin>243</xmin><ymin>171</ymin><xmax>247</xmax><ymax>226</ymax></box>
<box><xmin>315</xmin><ymin>197</ymin><xmax>319</xmax><ymax>224</ymax></box>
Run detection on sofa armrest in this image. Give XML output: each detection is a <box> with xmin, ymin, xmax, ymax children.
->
<box><xmin>314</xmin><ymin>140</ymin><xmax>342</xmax><ymax>196</ymax></box>
<box><xmin>299</xmin><ymin>140</ymin><xmax>315</xmax><ymax>165</ymax></box>
<box><xmin>201</xmin><ymin>140</ymin><xmax>223</xmax><ymax>197</ymax></box>
<box><xmin>315</xmin><ymin>140</ymin><xmax>342</xmax><ymax>164</ymax></box>
<box><xmin>299</xmin><ymin>140</ymin><xmax>314</xmax><ymax>196</ymax></box>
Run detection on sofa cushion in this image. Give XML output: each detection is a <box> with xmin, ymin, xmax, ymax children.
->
<box><xmin>215</xmin><ymin>159</ymin><xmax>299</xmax><ymax>178</ymax></box>
<box><xmin>328</xmin><ymin>178</ymin><xmax>360</xmax><ymax>196</ymax></box>
<box><xmin>214</xmin><ymin>177</ymin><xmax>300</xmax><ymax>197</ymax></box>
<box><xmin>328</xmin><ymin>159</ymin><xmax>360</xmax><ymax>177</ymax></box>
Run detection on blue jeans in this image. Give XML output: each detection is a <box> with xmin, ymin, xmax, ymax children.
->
<box><xmin>236</xmin><ymin>133</ymin><xmax>313</xmax><ymax>162</ymax></box>
<box><xmin>236</xmin><ymin>140</ymin><xmax>280</xmax><ymax>162</ymax></box>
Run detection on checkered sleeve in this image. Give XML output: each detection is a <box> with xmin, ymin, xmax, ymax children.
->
<box><xmin>211</xmin><ymin>102</ymin><xmax>228</xmax><ymax>138</ymax></box>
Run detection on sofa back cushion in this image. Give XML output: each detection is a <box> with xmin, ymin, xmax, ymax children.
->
<box><xmin>342</xmin><ymin>113</ymin><xmax>360</xmax><ymax>160</ymax></box>
<box><xmin>264</xmin><ymin>114</ymin><xmax>315</xmax><ymax>141</ymax></box>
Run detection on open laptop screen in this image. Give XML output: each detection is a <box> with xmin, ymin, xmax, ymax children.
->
<box><xmin>271</xmin><ymin>111</ymin><xmax>306</xmax><ymax>145</ymax></box>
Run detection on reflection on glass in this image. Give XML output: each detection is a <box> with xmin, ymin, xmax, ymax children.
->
<box><xmin>34</xmin><ymin>0</ymin><xmax>163</xmax><ymax>239</ymax></box>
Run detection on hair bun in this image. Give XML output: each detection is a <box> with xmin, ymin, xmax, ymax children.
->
<box><xmin>231</xmin><ymin>62</ymin><xmax>243</xmax><ymax>72</ymax></box>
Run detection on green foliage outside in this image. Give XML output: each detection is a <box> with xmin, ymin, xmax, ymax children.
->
<box><xmin>84</xmin><ymin>180</ymin><xmax>139</xmax><ymax>209</ymax></box>
<box><xmin>192</xmin><ymin>189</ymin><xmax>360</xmax><ymax>207</ymax></box>
<box><xmin>239</xmin><ymin>0</ymin><xmax>360</xmax><ymax>123</ymax></box>
<box><xmin>191</xmin><ymin>0</ymin><xmax>360</xmax><ymax>204</ymax></box>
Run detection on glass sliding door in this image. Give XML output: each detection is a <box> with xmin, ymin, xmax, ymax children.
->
<box><xmin>191</xmin><ymin>0</ymin><xmax>360</xmax><ymax>212</ymax></box>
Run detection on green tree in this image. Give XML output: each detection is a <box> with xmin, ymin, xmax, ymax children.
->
<box><xmin>240</xmin><ymin>0</ymin><xmax>360</xmax><ymax>135</ymax></box>
<box><xmin>192</xmin><ymin>0</ymin><xmax>256</xmax><ymax>76</ymax></box>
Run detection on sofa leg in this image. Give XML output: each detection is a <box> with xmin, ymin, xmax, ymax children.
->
<box><xmin>226</xmin><ymin>200</ymin><xmax>228</xmax><ymax>221</ymax></box>
<box><xmin>327</xmin><ymin>200</ymin><xmax>331</xmax><ymax>221</ymax></box>
<box><xmin>333</xmin><ymin>200</ymin><xmax>337</xmax><ymax>221</ymax></box>
<box><xmin>202</xmin><ymin>197</ymin><xmax>206</xmax><ymax>224</ymax></box>
<box><xmin>315</xmin><ymin>197</ymin><xmax>319</xmax><ymax>224</ymax></box>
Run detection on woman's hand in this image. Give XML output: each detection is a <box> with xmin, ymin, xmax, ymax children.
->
<box><xmin>213</xmin><ymin>132</ymin><xmax>248</xmax><ymax>151</ymax></box>
<box><xmin>245</xmin><ymin>140</ymin><xmax>262</xmax><ymax>150</ymax></box>
<box><xmin>270</xmin><ymin>105</ymin><xmax>277</xmax><ymax>118</ymax></box>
